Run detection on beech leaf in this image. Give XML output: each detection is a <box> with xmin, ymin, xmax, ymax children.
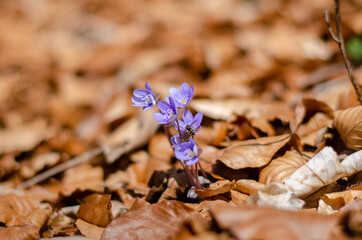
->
<box><xmin>217</xmin><ymin>134</ymin><xmax>291</xmax><ymax>169</ymax></box>
<box><xmin>101</xmin><ymin>200</ymin><xmax>201</xmax><ymax>240</ymax></box>
<box><xmin>334</xmin><ymin>105</ymin><xmax>362</xmax><ymax>151</ymax></box>
<box><xmin>211</xmin><ymin>204</ymin><xmax>340</xmax><ymax>240</ymax></box>
<box><xmin>259</xmin><ymin>150</ymin><xmax>307</xmax><ymax>184</ymax></box>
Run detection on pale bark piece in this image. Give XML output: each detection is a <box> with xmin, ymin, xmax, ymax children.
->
<box><xmin>0</xmin><ymin>119</ymin><xmax>52</xmax><ymax>154</ymax></box>
<box><xmin>76</xmin><ymin>219</ymin><xmax>105</xmax><ymax>240</ymax></box>
<box><xmin>217</xmin><ymin>134</ymin><xmax>291</xmax><ymax>169</ymax></box>
<box><xmin>101</xmin><ymin>200</ymin><xmax>201</xmax><ymax>240</ymax></box>
<box><xmin>211</xmin><ymin>204</ymin><xmax>340</xmax><ymax>240</ymax></box>
<box><xmin>259</xmin><ymin>150</ymin><xmax>307</xmax><ymax>184</ymax></box>
<box><xmin>334</xmin><ymin>106</ymin><xmax>362</xmax><ymax>151</ymax></box>
<box><xmin>284</xmin><ymin>147</ymin><xmax>362</xmax><ymax>198</ymax></box>
<box><xmin>247</xmin><ymin>182</ymin><xmax>304</xmax><ymax>210</ymax></box>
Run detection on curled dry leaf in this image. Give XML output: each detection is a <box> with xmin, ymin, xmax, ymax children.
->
<box><xmin>247</xmin><ymin>182</ymin><xmax>304</xmax><ymax>210</ymax></box>
<box><xmin>195</xmin><ymin>180</ymin><xmax>235</xmax><ymax>199</ymax></box>
<box><xmin>290</xmin><ymin>98</ymin><xmax>334</xmax><ymax>133</ymax></box>
<box><xmin>76</xmin><ymin>194</ymin><xmax>113</xmax><ymax>228</ymax></box>
<box><xmin>101</xmin><ymin>200</ymin><xmax>201</xmax><ymax>240</ymax></box>
<box><xmin>259</xmin><ymin>150</ymin><xmax>307</xmax><ymax>184</ymax></box>
<box><xmin>210</xmin><ymin>204</ymin><xmax>341</xmax><ymax>240</ymax></box>
<box><xmin>334</xmin><ymin>106</ymin><xmax>362</xmax><ymax>151</ymax></box>
<box><xmin>234</xmin><ymin>179</ymin><xmax>264</xmax><ymax>195</ymax></box>
<box><xmin>217</xmin><ymin>134</ymin><xmax>291</xmax><ymax>169</ymax></box>
<box><xmin>284</xmin><ymin>147</ymin><xmax>362</xmax><ymax>198</ymax></box>
<box><xmin>318</xmin><ymin>190</ymin><xmax>362</xmax><ymax>215</ymax></box>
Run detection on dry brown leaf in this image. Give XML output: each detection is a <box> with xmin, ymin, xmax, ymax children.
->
<box><xmin>334</xmin><ymin>106</ymin><xmax>362</xmax><ymax>151</ymax></box>
<box><xmin>195</xmin><ymin>180</ymin><xmax>235</xmax><ymax>199</ymax></box>
<box><xmin>76</xmin><ymin>219</ymin><xmax>105</xmax><ymax>240</ymax></box>
<box><xmin>259</xmin><ymin>150</ymin><xmax>307</xmax><ymax>184</ymax></box>
<box><xmin>76</xmin><ymin>194</ymin><xmax>113</xmax><ymax>228</ymax></box>
<box><xmin>101</xmin><ymin>200</ymin><xmax>201</xmax><ymax>240</ymax></box>
<box><xmin>211</xmin><ymin>204</ymin><xmax>341</xmax><ymax>240</ymax></box>
<box><xmin>217</xmin><ymin>134</ymin><xmax>292</xmax><ymax>169</ymax></box>
<box><xmin>61</xmin><ymin>164</ymin><xmax>104</xmax><ymax>195</ymax></box>
<box><xmin>0</xmin><ymin>119</ymin><xmax>52</xmax><ymax>154</ymax></box>
<box><xmin>234</xmin><ymin>179</ymin><xmax>264</xmax><ymax>194</ymax></box>
<box><xmin>0</xmin><ymin>224</ymin><xmax>39</xmax><ymax>240</ymax></box>
<box><xmin>101</xmin><ymin>109</ymin><xmax>159</xmax><ymax>163</ymax></box>
<box><xmin>290</xmin><ymin>98</ymin><xmax>334</xmax><ymax>133</ymax></box>
<box><xmin>318</xmin><ymin>190</ymin><xmax>362</xmax><ymax>214</ymax></box>
<box><xmin>0</xmin><ymin>193</ymin><xmax>40</xmax><ymax>226</ymax></box>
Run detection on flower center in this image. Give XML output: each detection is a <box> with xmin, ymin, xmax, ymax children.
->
<box><xmin>180</xmin><ymin>95</ymin><xmax>188</xmax><ymax>105</ymax></box>
<box><xmin>183</xmin><ymin>149</ymin><xmax>194</xmax><ymax>159</ymax></box>
<box><xmin>163</xmin><ymin>108</ymin><xmax>174</xmax><ymax>120</ymax></box>
<box><xmin>142</xmin><ymin>94</ymin><xmax>155</xmax><ymax>106</ymax></box>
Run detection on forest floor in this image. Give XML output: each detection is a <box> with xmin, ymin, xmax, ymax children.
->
<box><xmin>0</xmin><ymin>0</ymin><xmax>361</xmax><ymax>239</ymax></box>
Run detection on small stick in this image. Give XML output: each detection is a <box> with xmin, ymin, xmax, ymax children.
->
<box><xmin>325</xmin><ymin>0</ymin><xmax>362</xmax><ymax>105</ymax></box>
<box><xmin>18</xmin><ymin>148</ymin><xmax>102</xmax><ymax>189</ymax></box>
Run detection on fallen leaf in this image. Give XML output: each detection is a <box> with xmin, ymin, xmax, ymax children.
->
<box><xmin>290</xmin><ymin>98</ymin><xmax>334</xmax><ymax>133</ymax></box>
<box><xmin>318</xmin><ymin>190</ymin><xmax>362</xmax><ymax>214</ymax></box>
<box><xmin>284</xmin><ymin>147</ymin><xmax>362</xmax><ymax>197</ymax></box>
<box><xmin>234</xmin><ymin>179</ymin><xmax>264</xmax><ymax>195</ymax></box>
<box><xmin>211</xmin><ymin>203</ymin><xmax>341</xmax><ymax>240</ymax></box>
<box><xmin>0</xmin><ymin>224</ymin><xmax>39</xmax><ymax>240</ymax></box>
<box><xmin>217</xmin><ymin>134</ymin><xmax>292</xmax><ymax>169</ymax></box>
<box><xmin>76</xmin><ymin>219</ymin><xmax>105</xmax><ymax>240</ymax></box>
<box><xmin>0</xmin><ymin>119</ymin><xmax>52</xmax><ymax>154</ymax></box>
<box><xmin>101</xmin><ymin>200</ymin><xmax>201</xmax><ymax>240</ymax></box>
<box><xmin>76</xmin><ymin>194</ymin><xmax>113</xmax><ymax>227</ymax></box>
<box><xmin>195</xmin><ymin>180</ymin><xmax>235</xmax><ymax>199</ymax></box>
<box><xmin>259</xmin><ymin>150</ymin><xmax>307</xmax><ymax>184</ymax></box>
<box><xmin>247</xmin><ymin>182</ymin><xmax>305</xmax><ymax>210</ymax></box>
<box><xmin>334</xmin><ymin>105</ymin><xmax>362</xmax><ymax>151</ymax></box>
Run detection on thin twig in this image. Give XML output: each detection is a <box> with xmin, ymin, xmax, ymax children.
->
<box><xmin>17</xmin><ymin>147</ymin><xmax>102</xmax><ymax>189</ymax></box>
<box><xmin>325</xmin><ymin>0</ymin><xmax>362</xmax><ymax>105</ymax></box>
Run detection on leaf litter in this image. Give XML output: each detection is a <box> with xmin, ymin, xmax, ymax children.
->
<box><xmin>0</xmin><ymin>0</ymin><xmax>361</xmax><ymax>239</ymax></box>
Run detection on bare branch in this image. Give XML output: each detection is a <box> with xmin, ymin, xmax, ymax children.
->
<box><xmin>325</xmin><ymin>0</ymin><xmax>362</xmax><ymax>105</ymax></box>
<box><xmin>324</xmin><ymin>8</ymin><xmax>340</xmax><ymax>43</ymax></box>
<box><xmin>17</xmin><ymin>147</ymin><xmax>102</xmax><ymax>189</ymax></box>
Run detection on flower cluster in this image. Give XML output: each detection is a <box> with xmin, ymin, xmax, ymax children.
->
<box><xmin>132</xmin><ymin>82</ymin><xmax>204</xmax><ymax>189</ymax></box>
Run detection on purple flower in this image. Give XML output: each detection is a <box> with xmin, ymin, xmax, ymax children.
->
<box><xmin>132</xmin><ymin>82</ymin><xmax>157</xmax><ymax>111</ymax></box>
<box><xmin>174</xmin><ymin>138</ymin><xmax>199</xmax><ymax>166</ymax></box>
<box><xmin>175</xmin><ymin>110</ymin><xmax>203</xmax><ymax>138</ymax></box>
<box><xmin>153</xmin><ymin>97</ymin><xmax>177</xmax><ymax>125</ymax></box>
<box><xmin>170</xmin><ymin>134</ymin><xmax>182</xmax><ymax>147</ymax></box>
<box><xmin>169</xmin><ymin>82</ymin><xmax>194</xmax><ymax>108</ymax></box>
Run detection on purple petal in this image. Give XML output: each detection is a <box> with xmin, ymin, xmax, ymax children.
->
<box><xmin>157</xmin><ymin>101</ymin><xmax>170</xmax><ymax>112</ymax></box>
<box><xmin>133</xmin><ymin>89</ymin><xmax>148</xmax><ymax>97</ymax></box>
<box><xmin>182</xmin><ymin>110</ymin><xmax>193</xmax><ymax>124</ymax></box>
<box><xmin>180</xmin><ymin>82</ymin><xmax>189</xmax><ymax>93</ymax></box>
<box><xmin>153</xmin><ymin>113</ymin><xmax>164</xmax><ymax>122</ymax></box>
<box><xmin>186</xmin><ymin>157</ymin><xmax>199</xmax><ymax>166</ymax></box>
<box><xmin>192</xmin><ymin>112</ymin><xmax>203</xmax><ymax>128</ymax></box>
